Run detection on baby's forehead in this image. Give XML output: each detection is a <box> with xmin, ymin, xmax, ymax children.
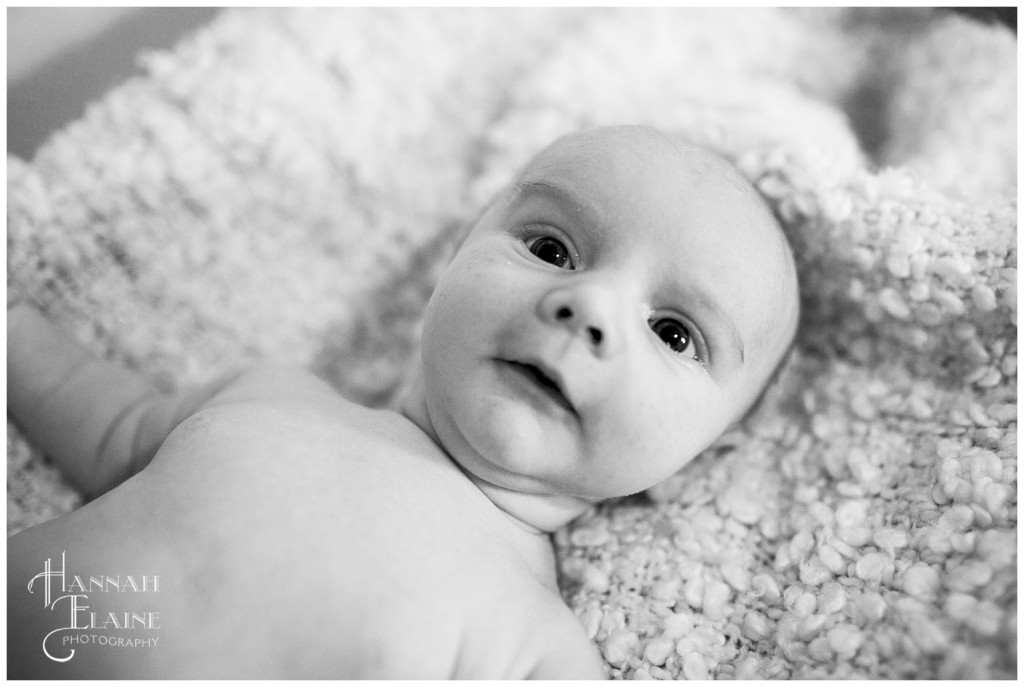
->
<box><xmin>520</xmin><ymin>127</ymin><xmax>760</xmax><ymax>210</ymax></box>
<box><xmin>517</xmin><ymin>128</ymin><xmax>771</xmax><ymax>234</ymax></box>
<box><xmin>513</xmin><ymin>126</ymin><xmax>798</xmax><ymax>369</ymax></box>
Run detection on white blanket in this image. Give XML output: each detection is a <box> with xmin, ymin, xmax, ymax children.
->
<box><xmin>7</xmin><ymin>7</ymin><xmax>1016</xmax><ymax>679</ymax></box>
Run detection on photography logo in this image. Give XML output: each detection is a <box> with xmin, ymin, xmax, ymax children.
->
<box><xmin>27</xmin><ymin>551</ymin><xmax>161</xmax><ymax>663</ymax></box>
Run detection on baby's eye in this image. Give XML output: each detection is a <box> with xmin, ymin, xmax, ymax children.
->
<box><xmin>650</xmin><ymin>317</ymin><xmax>698</xmax><ymax>359</ymax></box>
<box><xmin>526</xmin><ymin>236</ymin><xmax>575</xmax><ymax>270</ymax></box>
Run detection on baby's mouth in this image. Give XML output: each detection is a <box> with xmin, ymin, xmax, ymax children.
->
<box><xmin>499</xmin><ymin>359</ymin><xmax>577</xmax><ymax>416</ymax></box>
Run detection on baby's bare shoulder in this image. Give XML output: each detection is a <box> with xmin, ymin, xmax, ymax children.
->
<box><xmin>196</xmin><ymin>363</ymin><xmax>344</xmax><ymax>405</ymax></box>
<box><xmin>142</xmin><ymin>363</ymin><xmax>420</xmax><ymax>502</ymax></box>
<box><xmin>167</xmin><ymin>364</ymin><xmax>377</xmax><ymax>439</ymax></box>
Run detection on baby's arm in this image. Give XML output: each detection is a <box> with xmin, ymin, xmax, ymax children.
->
<box><xmin>7</xmin><ymin>303</ymin><xmax>231</xmax><ymax>498</ymax></box>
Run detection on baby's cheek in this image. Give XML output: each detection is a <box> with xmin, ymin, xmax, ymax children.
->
<box><xmin>625</xmin><ymin>380</ymin><xmax>725</xmax><ymax>469</ymax></box>
<box><xmin>423</xmin><ymin>275</ymin><xmax>474</xmax><ymax>349</ymax></box>
<box><xmin>431</xmin><ymin>255</ymin><xmax>498</xmax><ymax>317</ymax></box>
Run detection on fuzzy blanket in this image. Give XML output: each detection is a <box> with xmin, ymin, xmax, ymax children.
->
<box><xmin>7</xmin><ymin>7</ymin><xmax>1016</xmax><ymax>679</ymax></box>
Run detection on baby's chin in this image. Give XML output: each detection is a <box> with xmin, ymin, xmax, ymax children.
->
<box><xmin>450</xmin><ymin>402</ymin><xmax>583</xmax><ymax>490</ymax></box>
<box><xmin>450</xmin><ymin>401</ymin><xmax>703</xmax><ymax>498</ymax></box>
<box><xmin>405</xmin><ymin>366</ymin><xmax>713</xmax><ymax>501</ymax></box>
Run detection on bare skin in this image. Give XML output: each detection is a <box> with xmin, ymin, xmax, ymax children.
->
<box><xmin>7</xmin><ymin>343</ymin><xmax>601</xmax><ymax>678</ymax></box>
<box><xmin>7</xmin><ymin>125</ymin><xmax>798</xmax><ymax>678</ymax></box>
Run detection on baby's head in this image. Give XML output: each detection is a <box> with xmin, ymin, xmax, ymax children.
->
<box><xmin>404</xmin><ymin>125</ymin><xmax>798</xmax><ymax>523</ymax></box>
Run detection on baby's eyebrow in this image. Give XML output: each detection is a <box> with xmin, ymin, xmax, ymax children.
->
<box><xmin>511</xmin><ymin>179</ymin><xmax>602</xmax><ymax>223</ymax></box>
<box><xmin>512</xmin><ymin>179</ymin><xmax>568</xmax><ymax>201</ymax></box>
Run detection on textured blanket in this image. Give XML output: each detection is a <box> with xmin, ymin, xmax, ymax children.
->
<box><xmin>7</xmin><ymin>7</ymin><xmax>1016</xmax><ymax>679</ymax></box>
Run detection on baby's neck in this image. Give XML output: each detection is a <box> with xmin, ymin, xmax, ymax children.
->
<box><xmin>397</xmin><ymin>376</ymin><xmax>593</xmax><ymax>534</ymax></box>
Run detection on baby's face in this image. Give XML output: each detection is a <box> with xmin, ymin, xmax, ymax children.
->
<box><xmin>418</xmin><ymin>126</ymin><xmax>798</xmax><ymax>501</ymax></box>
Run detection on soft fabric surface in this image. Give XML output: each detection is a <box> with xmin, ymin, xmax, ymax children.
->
<box><xmin>7</xmin><ymin>8</ymin><xmax>1016</xmax><ymax>679</ymax></box>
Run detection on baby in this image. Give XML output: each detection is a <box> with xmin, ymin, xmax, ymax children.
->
<box><xmin>7</xmin><ymin>125</ymin><xmax>799</xmax><ymax>678</ymax></box>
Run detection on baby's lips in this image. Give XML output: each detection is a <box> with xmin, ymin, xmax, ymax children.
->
<box><xmin>521</xmin><ymin>356</ymin><xmax>577</xmax><ymax>413</ymax></box>
<box><xmin>496</xmin><ymin>331</ymin><xmax>592</xmax><ymax>416</ymax></box>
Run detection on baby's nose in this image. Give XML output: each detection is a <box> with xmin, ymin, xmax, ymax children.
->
<box><xmin>537</xmin><ymin>284</ymin><xmax>620</xmax><ymax>358</ymax></box>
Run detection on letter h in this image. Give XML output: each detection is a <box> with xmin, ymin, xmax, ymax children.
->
<box><xmin>28</xmin><ymin>551</ymin><xmax>66</xmax><ymax>608</ymax></box>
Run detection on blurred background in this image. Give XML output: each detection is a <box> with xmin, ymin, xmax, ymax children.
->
<box><xmin>8</xmin><ymin>7</ymin><xmax>221</xmax><ymax>159</ymax></box>
<box><xmin>6</xmin><ymin>6</ymin><xmax>1015</xmax><ymax>161</ymax></box>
